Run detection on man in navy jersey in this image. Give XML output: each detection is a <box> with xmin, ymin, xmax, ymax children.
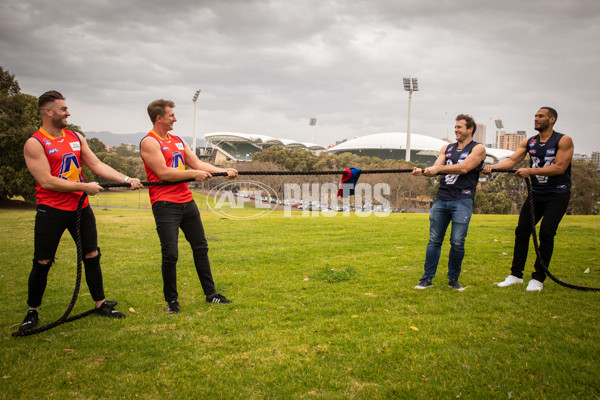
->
<box><xmin>412</xmin><ymin>114</ymin><xmax>486</xmax><ymax>291</ymax></box>
<box><xmin>484</xmin><ymin>107</ymin><xmax>573</xmax><ymax>291</ymax></box>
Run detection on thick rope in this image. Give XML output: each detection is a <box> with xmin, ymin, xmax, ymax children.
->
<box><xmin>524</xmin><ymin>178</ymin><xmax>600</xmax><ymax>292</ymax></box>
<box><xmin>13</xmin><ymin>168</ymin><xmax>596</xmax><ymax>336</ymax></box>
<box><xmin>13</xmin><ymin>180</ymin><xmax>214</xmax><ymax>337</ymax></box>
<box><xmin>13</xmin><ymin>194</ymin><xmax>95</xmax><ymax>337</ymax></box>
<box><xmin>210</xmin><ymin>169</ymin><xmax>414</xmax><ymax>176</ymax></box>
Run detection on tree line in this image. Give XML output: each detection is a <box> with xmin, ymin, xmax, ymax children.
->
<box><xmin>1</xmin><ymin>66</ymin><xmax>599</xmax><ymax>214</ymax></box>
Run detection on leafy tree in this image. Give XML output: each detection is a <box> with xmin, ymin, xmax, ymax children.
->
<box><xmin>0</xmin><ymin>67</ymin><xmax>39</xmax><ymax>201</ymax></box>
<box><xmin>87</xmin><ymin>137</ymin><xmax>107</xmax><ymax>153</ymax></box>
<box><xmin>474</xmin><ymin>191</ymin><xmax>514</xmax><ymax>214</ymax></box>
<box><xmin>568</xmin><ymin>160</ymin><xmax>600</xmax><ymax>215</ymax></box>
<box><xmin>253</xmin><ymin>146</ymin><xmax>319</xmax><ymax>171</ymax></box>
<box><xmin>112</xmin><ymin>143</ymin><xmax>138</xmax><ymax>157</ymax></box>
<box><xmin>88</xmin><ymin>152</ymin><xmax>145</xmax><ymax>183</ymax></box>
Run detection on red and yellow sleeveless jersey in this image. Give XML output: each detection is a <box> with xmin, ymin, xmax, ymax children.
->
<box><xmin>142</xmin><ymin>131</ymin><xmax>193</xmax><ymax>205</ymax></box>
<box><xmin>30</xmin><ymin>128</ymin><xmax>89</xmax><ymax>211</ymax></box>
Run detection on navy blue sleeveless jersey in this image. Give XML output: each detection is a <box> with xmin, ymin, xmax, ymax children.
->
<box><xmin>436</xmin><ymin>140</ymin><xmax>483</xmax><ymax>201</ymax></box>
<box><xmin>527</xmin><ymin>131</ymin><xmax>571</xmax><ymax>194</ymax></box>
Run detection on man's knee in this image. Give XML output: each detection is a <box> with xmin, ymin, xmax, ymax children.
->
<box><xmin>515</xmin><ymin>224</ymin><xmax>531</xmax><ymax>238</ymax></box>
<box><xmin>83</xmin><ymin>248</ymin><xmax>101</xmax><ymax>267</ymax></box>
<box><xmin>162</xmin><ymin>250</ymin><xmax>178</xmax><ymax>265</ymax></box>
<box><xmin>449</xmin><ymin>239</ymin><xmax>465</xmax><ymax>248</ymax></box>
<box><xmin>192</xmin><ymin>245</ymin><xmax>209</xmax><ymax>256</ymax></box>
<box><xmin>84</xmin><ymin>248</ymin><xmax>100</xmax><ymax>259</ymax></box>
<box><xmin>33</xmin><ymin>258</ymin><xmax>53</xmax><ymax>270</ymax></box>
<box><xmin>539</xmin><ymin>228</ymin><xmax>557</xmax><ymax>243</ymax></box>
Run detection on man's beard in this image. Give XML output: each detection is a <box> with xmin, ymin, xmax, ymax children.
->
<box><xmin>51</xmin><ymin>114</ymin><xmax>67</xmax><ymax>129</ymax></box>
<box><xmin>535</xmin><ymin>121</ymin><xmax>549</xmax><ymax>132</ymax></box>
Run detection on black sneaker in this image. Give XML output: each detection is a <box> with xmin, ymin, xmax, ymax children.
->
<box><xmin>206</xmin><ymin>293</ymin><xmax>232</xmax><ymax>304</ymax></box>
<box><xmin>414</xmin><ymin>278</ymin><xmax>433</xmax><ymax>289</ymax></box>
<box><xmin>19</xmin><ymin>310</ymin><xmax>39</xmax><ymax>332</ymax></box>
<box><xmin>167</xmin><ymin>300</ymin><xmax>180</xmax><ymax>313</ymax></box>
<box><xmin>448</xmin><ymin>279</ymin><xmax>465</xmax><ymax>291</ymax></box>
<box><xmin>96</xmin><ymin>301</ymin><xmax>126</xmax><ymax>319</ymax></box>
<box><xmin>104</xmin><ymin>299</ymin><xmax>118</xmax><ymax>307</ymax></box>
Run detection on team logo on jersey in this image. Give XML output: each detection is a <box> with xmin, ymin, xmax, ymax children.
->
<box><xmin>47</xmin><ymin>148</ymin><xmax>59</xmax><ymax>155</ymax></box>
<box><xmin>176</xmin><ymin>142</ymin><xmax>184</xmax><ymax>150</ymax></box>
<box><xmin>162</xmin><ymin>146</ymin><xmax>169</xmax><ymax>151</ymax></box>
<box><xmin>59</xmin><ymin>153</ymin><xmax>83</xmax><ymax>182</ymax></box>
<box><xmin>171</xmin><ymin>151</ymin><xmax>185</xmax><ymax>170</ymax></box>
<box><xmin>44</xmin><ymin>139</ymin><xmax>52</xmax><ymax>147</ymax></box>
<box><xmin>529</xmin><ymin>149</ymin><xmax>536</xmax><ymax>155</ymax></box>
<box><xmin>529</xmin><ymin>139</ymin><xmax>536</xmax><ymax>147</ymax></box>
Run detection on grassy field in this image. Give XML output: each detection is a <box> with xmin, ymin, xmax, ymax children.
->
<box><xmin>1</xmin><ymin>190</ymin><xmax>599</xmax><ymax>399</ymax></box>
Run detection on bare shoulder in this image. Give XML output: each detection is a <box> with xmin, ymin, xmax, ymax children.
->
<box><xmin>558</xmin><ymin>134</ymin><xmax>574</xmax><ymax>147</ymax></box>
<box><xmin>24</xmin><ymin>136</ymin><xmax>43</xmax><ymax>154</ymax></box>
<box><xmin>140</xmin><ymin>135</ymin><xmax>159</xmax><ymax>148</ymax></box>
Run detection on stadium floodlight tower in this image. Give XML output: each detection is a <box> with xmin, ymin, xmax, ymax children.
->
<box><xmin>403</xmin><ymin>77</ymin><xmax>419</xmax><ymax>162</ymax></box>
<box><xmin>309</xmin><ymin>117</ymin><xmax>317</xmax><ymax>143</ymax></box>
<box><xmin>494</xmin><ymin>119</ymin><xmax>504</xmax><ymax>148</ymax></box>
<box><xmin>192</xmin><ymin>89</ymin><xmax>201</xmax><ymax>154</ymax></box>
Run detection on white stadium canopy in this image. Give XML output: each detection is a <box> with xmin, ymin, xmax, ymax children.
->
<box><xmin>326</xmin><ymin>132</ymin><xmax>512</xmax><ymax>166</ymax></box>
<box><xmin>204</xmin><ymin>132</ymin><xmax>326</xmax><ymax>161</ymax></box>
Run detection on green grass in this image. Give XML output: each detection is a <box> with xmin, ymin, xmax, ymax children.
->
<box><xmin>1</xmin><ymin>191</ymin><xmax>599</xmax><ymax>399</ymax></box>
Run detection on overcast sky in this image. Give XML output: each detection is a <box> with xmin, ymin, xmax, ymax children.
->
<box><xmin>2</xmin><ymin>0</ymin><xmax>599</xmax><ymax>153</ymax></box>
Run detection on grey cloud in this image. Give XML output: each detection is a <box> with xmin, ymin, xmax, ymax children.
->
<box><xmin>1</xmin><ymin>0</ymin><xmax>599</xmax><ymax>151</ymax></box>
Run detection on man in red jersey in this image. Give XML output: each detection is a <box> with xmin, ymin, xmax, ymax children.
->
<box><xmin>19</xmin><ymin>90</ymin><xmax>143</xmax><ymax>332</ymax></box>
<box><xmin>140</xmin><ymin>99</ymin><xmax>237</xmax><ymax>313</ymax></box>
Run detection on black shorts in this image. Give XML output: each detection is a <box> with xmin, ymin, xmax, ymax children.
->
<box><xmin>34</xmin><ymin>204</ymin><xmax>98</xmax><ymax>261</ymax></box>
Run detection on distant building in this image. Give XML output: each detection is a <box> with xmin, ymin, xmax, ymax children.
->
<box><xmin>591</xmin><ymin>151</ymin><xmax>600</xmax><ymax>168</ymax></box>
<box><xmin>573</xmin><ymin>153</ymin><xmax>591</xmax><ymax>162</ymax></box>
<box><xmin>496</xmin><ymin>130</ymin><xmax>526</xmax><ymax>152</ymax></box>
<box><xmin>474</xmin><ymin>123</ymin><xmax>486</xmax><ymax>146</ymax></box>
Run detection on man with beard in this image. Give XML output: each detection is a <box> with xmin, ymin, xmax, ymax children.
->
<box><xmin>412</xmin><ymin>114</ymin><xmax>486</xmax><ymax>291</ymax></box>
<box><xmin>19</xmin><ymin>90</ymin><xmax>143</xmax><ymax>332</ymax></box>
<box><xmin>484</xmin><ymin>107</ymin><xmax>573</xmax><ymax>292</ymax></box>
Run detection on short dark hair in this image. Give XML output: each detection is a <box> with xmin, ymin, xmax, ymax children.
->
<box><xmin>456</xmin><ymin>114</ymin><xmax>477</xmax><ymax>135</ymax></box>
<box><xmin>147</xmin><ymin>99</ymin><xmax>175</xmax><ymax>124</ymax></box>
<box><xmin>38</xmin><ymin>90</ymin><xmax>65</xmax><ymax>112</ymax></box>
<box><xmin>540</xmin><ymin>106</ymin><xmax>558</xmax><ymax>121</ymax></box>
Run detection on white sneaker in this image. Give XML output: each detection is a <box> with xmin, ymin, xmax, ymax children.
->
<box><xmin>526</xmin><ymin>279</ymin><xmax>543</xmax><ymax>292</ymax></box>
<box><xmin>497</xmin><ymin>275</ymin><xmax>523</xmax><ymax>287</ymax></box>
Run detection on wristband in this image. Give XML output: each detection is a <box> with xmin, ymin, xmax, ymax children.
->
<box><xmin>124</xmin><ymin>176</ymin><xmax>130</xmax><ymax>183</ymax></box>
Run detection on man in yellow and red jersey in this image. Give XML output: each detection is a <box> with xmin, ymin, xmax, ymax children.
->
<box><xmin>140</xmin><ymin>99</ymin><xmax>237</xmax><ymax>313</ymax></box>
<box><xmin>19</xmin><ymin>90</ymin><xmax>143</xmax><ymax>332</ymax></box>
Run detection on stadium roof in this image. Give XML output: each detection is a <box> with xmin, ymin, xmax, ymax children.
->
<box><xmin>326</xmin><ymin>132</ymin><xmax>513</xmax><ymax>164</ymax></box>
<box><xmin>329</xmin><ymin>132</ymin><xmax>445</xmax><ymax>152</ymax></box>
<box><xmin>205</xmin><ymin>132</ymin><xmax>326</xmax><ymax>151</ymax></box>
